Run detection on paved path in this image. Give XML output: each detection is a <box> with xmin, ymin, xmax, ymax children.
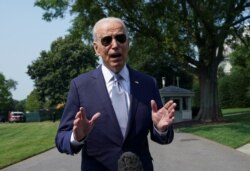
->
<box><xmin>237</xmin><ymin>143</ymin><xmax>250</xmax><ymax>155</ymax></box>
<box><xmin>2</xmin><ymin>133</ymin><xmax>250</xmax><ymax>171</ymax></box>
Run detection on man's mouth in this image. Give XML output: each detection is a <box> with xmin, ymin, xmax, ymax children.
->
<box><xmin>110</xmin><ymin>53</ymin><xmax>122</xmax><ymax>58</ymax></box>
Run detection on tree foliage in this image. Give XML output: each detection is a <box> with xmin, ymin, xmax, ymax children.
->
<box><xmin>231</xmin><ymin>41</ymin><xmax>250</xmax><ymax>95</ymax></box>
<box><xmin>35</xmin><ymin>0</ymin><xmax>250</xmax><ymax>121</ymax></box>
<box><xmin>219</xmin><ymin>73</ymin><xmax>250</xmax><ymax>108</ymax></box>
<box><xmin>35</xmin><ymin>0</ymin><xmax>193</xmax><ymax>88</ymax></box>
<box><xmin>219</xmin><ymin>33</ymin><xmax>250</xmax><ymax>108</ymax></box>
<box><xmin>25</xmin><ymin>89</ymin><xmax>43</xmax><ymax>112</ymax></box>
<box><xmin>27</xmin><ymin>35</ymin><xmax>98</xmax><ymax>105</ymax></box>
<box><xmin>0</xmin><ymin>72</ymin><xmax>17</xmax><ymax>115</ymax></box>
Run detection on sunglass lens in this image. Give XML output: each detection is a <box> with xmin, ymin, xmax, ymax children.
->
<box><xmin>101</xmin><ymin>34</ymin><xmax>127</xmax><ymax>46</ymax></box>
<box><xmin>101</xmin><ymin>36</ymin><xmax>112</xmax><ymax>46</ymax></box>
<box><xmin>116</xmin><ymin>34</ymin><xmax>126</xmax><ymax>43</ymax></box>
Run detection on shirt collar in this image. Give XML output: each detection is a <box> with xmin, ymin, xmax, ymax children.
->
<box><xmin>101</xmin><ymin>64</ymin><xmax>129</xmax><ymax>84</ymax></box>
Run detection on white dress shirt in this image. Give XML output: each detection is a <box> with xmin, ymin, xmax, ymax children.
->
<box><xmin>102</xmin><ymin>64</ymin><xmax>131</xmax><ymax>110</ymax></box>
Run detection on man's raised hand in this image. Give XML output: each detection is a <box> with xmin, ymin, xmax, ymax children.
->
<box><xmin>73</xmin><ymin>107</ymin><xmax>101</xmax><ymax>141</ymax></box>
<box><xmin>151</xmin><ymin>100</ymin><xmax>176</xmax><ymax>132</ymax></box>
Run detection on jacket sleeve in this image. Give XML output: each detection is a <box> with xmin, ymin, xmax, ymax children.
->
<box><xmin>55</xmin><ymin>80</ymin><xmax>83</xmax><ymax>155</ymax></box>
<box><xmin>149</xmin><ymin>77</ymin><xmax>174</xmax><ymax>144</ymax></box>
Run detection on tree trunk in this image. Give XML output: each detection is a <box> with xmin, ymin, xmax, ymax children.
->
<box><xmin>195</xmin><ymin>60</ymin><xmax>223</xmax><ymax>122</ymax></box>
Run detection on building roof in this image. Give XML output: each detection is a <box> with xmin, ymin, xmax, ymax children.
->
<box><xmin>159</xmin><ymin>85</ymin><xmax>194</xmax><ymax>97</ymax></box>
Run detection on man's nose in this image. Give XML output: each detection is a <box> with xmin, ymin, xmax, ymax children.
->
<box><xmin>110</xmin><ymin>38</ymin><xmax>118</xmax><ymax>48</ymax></box>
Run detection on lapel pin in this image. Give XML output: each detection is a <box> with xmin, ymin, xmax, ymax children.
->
<box><xmin>134</xmin><ymin>81</ymin><xmax>139</xmax><ymax>84</ymax></box>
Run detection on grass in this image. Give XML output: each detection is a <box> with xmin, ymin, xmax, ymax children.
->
<box><xmin>222</xmin><ymin>108</ymin><xmax>250</xmax><ymax>115</ymax></box>
<box><xmin>177</xmin><ymin>108</ymin><xmax>250</xmax><ymax>149</ymax></box>
<box><xmin>0</xmin><ymin>121</ymin><xmax>59</xmax><ymax>169</ymax></box>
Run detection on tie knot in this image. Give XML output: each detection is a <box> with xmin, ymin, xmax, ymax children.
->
<box><xmin>113</xmin><ymin>74</ymin><xmax>123</xmax><ymax>82</ymax></box>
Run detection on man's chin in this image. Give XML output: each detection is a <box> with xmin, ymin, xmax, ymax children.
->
<box><xmin>110</xmin><ymin>63</ymin><xmax>124</xmax><ymax>73</ymax></box>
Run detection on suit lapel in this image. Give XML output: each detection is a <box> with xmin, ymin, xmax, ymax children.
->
<box><xmin>92</xmin><ymin>67</ymin><xmax>124</xmax><ymax>140</ymax></box>
<box><xmin>125</xmin><ymin>69</ymin><xmax>140</xmax><ymax>138</ymax></box>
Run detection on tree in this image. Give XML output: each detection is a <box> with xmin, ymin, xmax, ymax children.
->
<box><xmin>218</xmin><ymin>26</ymin><xmax>250</xmax><ymax>108</ymax></box>
<box><xmin>230</xmin><ymin>41</ymin><xmax>250</xmax><ymax>96</ymax></box>
<box><xmin>25</xmin><ymin>89</ymin><xmax>43</xmax><ymax>112</ymax></box>
<box><xmin>164</xmin><ymin>1</ymin><xmax>250</xmax><ymax>121</ymax></box>
<box><xmin>27</xmin><ymin>35</ymin><xmax>98</xmax><ymax>106</ymax></box>
<box><xmin>35</xmin><ymin>0</ymin><xmax>250</xmax><ymax>121</ymax></box>
<box><xmin>128</xmin><ymin>34</ymin><xmax>194</xmax><ymax>89</ymax></box>
<box><xmin>222</xmin><ymin>38</ymin><xmax>250</xmax><ymax>107</ymax></box>
<box><xmin>12</xmin><ymin>99</ymin><xmax>26</xmax><ymax>112</ymax></box>
<box><xmin>0</xmin><ymin>72</ymin><xmax>17</xmax><ymax>115</ymax></box>
<box><xmin>35</xmin><ymin>0</ymin><xmax>194</xmax><ymax>89</ymax></box>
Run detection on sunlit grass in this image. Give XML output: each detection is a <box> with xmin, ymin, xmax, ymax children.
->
<box><xmin>177</xmin><ymin>109</ymin><xmax>250</xmax><ymax>149</ymax></box>
<box><xmin>0</xmin><ymin>121</ymin><xmax>59</xmax><ymax>169</ymax></box>
<box><xmin>222</xmin><ymin>108</ymin><xmax>250</xmax><ymax>115</ymax></box>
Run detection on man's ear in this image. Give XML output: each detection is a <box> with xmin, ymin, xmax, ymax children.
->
<box><xmin>93</xmin><ymin>42</ymin><xmax>100</xmax><ymax>56</ymax></box>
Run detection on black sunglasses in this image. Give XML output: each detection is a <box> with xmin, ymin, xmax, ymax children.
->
<box><xmin>100</xmin><ymin>34</ymin><xmax>127</xmax><ymax>46</ymax></box>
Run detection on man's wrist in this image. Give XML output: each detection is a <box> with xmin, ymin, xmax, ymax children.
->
<box><xmin>153</xmin><ymin>125</ymin><xmax>168</xmax><ymax>136</ymax></box>
<box><xmin>70</xmin><ymin>133</ymin><xmax>85</xmax><ymax>145</ymax></box>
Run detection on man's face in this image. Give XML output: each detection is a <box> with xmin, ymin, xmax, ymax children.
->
<box><xmin>93</xmin><ymin>20</ymin><xmax>129</xmax><ymax>73</ymax></box>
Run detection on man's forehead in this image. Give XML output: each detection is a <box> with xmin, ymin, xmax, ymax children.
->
<box><xmin>96</xmin><ymin>22</ymin><xmax>125</xmax><ymax>35</ymax></box>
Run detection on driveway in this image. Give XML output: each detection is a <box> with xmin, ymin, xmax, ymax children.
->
<box><xmin>2</xmin><ymin>132</ymin><xmax>250</xmax><ymax>171</ymax></box>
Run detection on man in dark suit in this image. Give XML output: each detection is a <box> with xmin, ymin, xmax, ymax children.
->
<box><xmin>55</xmin><ymin>17</ymin><xmax>176</xmax><ymax>171</ymax></box>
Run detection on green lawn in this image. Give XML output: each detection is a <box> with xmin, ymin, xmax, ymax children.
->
<box><xmin>177</xmin><ymin>108</ymin><xmax>250</xmax><ymax>149</ymax></box>
<box><xmin>222</xmin><ymin>108</ymin><xmax>250</xmax><ymax>114</ymax></box>
<box><xmin>0</xmin><ymin>121</ymin><xmax>59</xmax><ymax>169</ymax></box>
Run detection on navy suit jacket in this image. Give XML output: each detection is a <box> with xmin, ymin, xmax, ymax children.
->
<box><xmin>55</xmin><ymin>66</ymin><xmax>174</xmax><ymax>171</ymax></box>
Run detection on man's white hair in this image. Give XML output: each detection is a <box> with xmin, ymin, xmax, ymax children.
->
<box><xmin>92</xmin><ymin>17</ymin><xmax>128</xmax><ymax>41</ymax></box>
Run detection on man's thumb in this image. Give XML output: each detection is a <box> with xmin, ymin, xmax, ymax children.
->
<box><xmin>151</xmin><ymin>100</ymin><xmax>158</xmax><ymax>113</ymax></box>
<box><xmin>90</xmin><ymin>112</ymin><xmax>101</xmax><ymax>125</ymax></box>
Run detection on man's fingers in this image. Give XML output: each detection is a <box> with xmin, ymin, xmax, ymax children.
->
<box><xmin>168</xmin><ymin>103</ymin><xmax>176</xmax><ymax>113</ymax></box>
<box><xmin>90</xmin><ymin>112</ymin><xmax>101</xmax><ymax>125</ymax></box>
<box><xmin>79</xmin><ymin>107</ymin><xmax>84</xmax><ymax>112</ymax></box>
<box><xmin>75</xmin><ymin>111</ymin><xmax>81</xmax><ymax>120</ymax></box>
<box><xmin>73</xmin><ymin>118</ymin><xmax>80</xmax><ymax>125</ymax></box>
<box><xmin>164</xmin><ymin>101</ymin><xmax>176</xmax><ymax>114</ymax></box>
<box><xmin>168</xmin><ymin>108</ymin><xmax>175</xmax><ymax>118</ymax></box>
<box><xmin>79</xmin><ymin>107</ymin><xmax>86</xmax><ymax>120</ymax></box>
<box><xmin>164</xmin><ymin>100</ymin><xmax>174</xmax><ymax>109</ymax></box>
<box><xmin>75</xmin><ymin>107</ymin><xmax>86</xmax><ymax>120</ymax></box>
